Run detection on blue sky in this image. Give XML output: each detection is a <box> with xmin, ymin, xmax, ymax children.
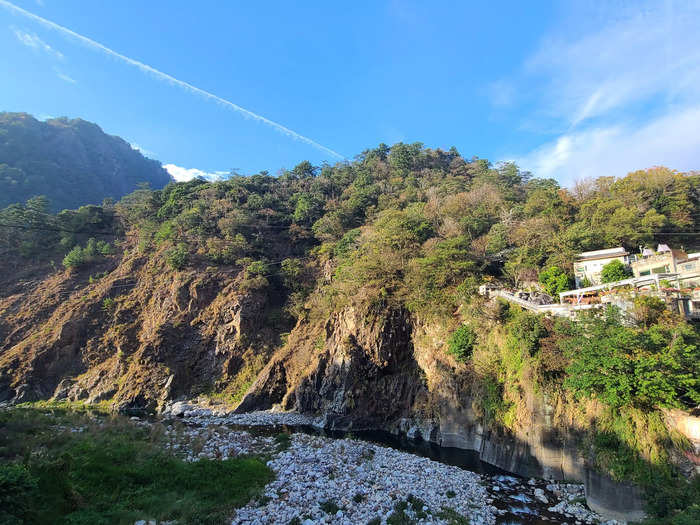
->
<box><xmin>2</xmin><ymin>0</ymin><xmax>700</xmax><ymax>185</ymax></box>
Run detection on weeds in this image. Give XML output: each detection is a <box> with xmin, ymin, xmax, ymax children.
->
<box><xmin>274</xmin><ymin>432</ymin><xmax>292</xmax><ymax>451</ymax></box>
<box><xmin>0</xmin><ymin>406</ymin><xmax>272</xmax><ymax>524</ymax></box>
<box><xmin>436</xmin><ymin>506</ymin><xmax>470</xmax><ymax>524</ymax></box>
<box><xmin>319</xmin><ymin>500</ymin><xmax>341</xmax><ymax>514</ymax></box>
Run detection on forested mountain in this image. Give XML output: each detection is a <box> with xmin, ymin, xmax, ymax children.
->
<box><xmin>1</xmin><ymin>143</ymin><xmax>699</xmax><ymax>523</ymax></box>
<box><xmin>0</xmin><ymin>112</ymin><xmax>171</xmax><ymax>211</ymax></box>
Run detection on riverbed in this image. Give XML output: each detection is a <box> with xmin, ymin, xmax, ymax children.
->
<box><xmin>155</xmin><ymin>404</ymin><xmax>621</xmax><ymax>525</ymax></box>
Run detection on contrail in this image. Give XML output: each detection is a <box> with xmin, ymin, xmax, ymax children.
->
<box><xmin>0</xmin><ymin>0</ymin><xmax>345</xmax><ymax>160</ymax></box>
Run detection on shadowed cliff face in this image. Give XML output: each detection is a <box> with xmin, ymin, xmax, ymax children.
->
<box><xmin>295</xmin><ymin>306</ymin><xmax>425</xmax><ymax>429</ymax></box>
<box><xmin>237</xmin><ymin>303</ymin><xmax>586</xmax><ymax>480</ymax></box>
<box><xmin>234</xmin><ymin>303</ymin><xmax>648</xmax><ymax>519</ymax></box>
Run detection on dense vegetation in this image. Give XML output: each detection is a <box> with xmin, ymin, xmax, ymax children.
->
<box><xmin>0</xmin><ymin>403</ymin><xmax>272</xmax><ymax>524</ymax></box>
<box><xmin>1</xmin><ymin>142</ymin><xmax>699</xmax><ymax>522</ymax></box>
<box><xmin>0</xmin><ymin>112</ymin><xmax>171</xmax><ymax>211</ymax></box>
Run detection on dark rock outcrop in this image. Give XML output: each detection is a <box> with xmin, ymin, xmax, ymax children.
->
<box><xmin>238</xmin><ymin>303</ymin><xmax>647</xmax><ymax>520</ymax></box>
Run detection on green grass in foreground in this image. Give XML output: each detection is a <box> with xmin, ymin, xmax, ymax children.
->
<box><xmin>0</xmin><ymin>404</ymin><xmax>273</xmax><ymax>524</ymax></box>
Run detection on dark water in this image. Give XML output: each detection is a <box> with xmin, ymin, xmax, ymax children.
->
<box><xmin>219</xmin><ymin>422</ymin><xmax>561</xmax><ymax>524</ymax></box>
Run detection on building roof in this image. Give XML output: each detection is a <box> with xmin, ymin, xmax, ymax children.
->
<box><xmin>576</xmin><ymin>247</ymin><xmax>628</xmax><ymax>261</ymax></box>
<box><xmin>657</xmin><ymin>243</ymin><xmax>671</xmax><ymax>253</ymax></box>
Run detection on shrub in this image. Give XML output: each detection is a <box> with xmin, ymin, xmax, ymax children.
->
<box><xmin>319</xmin><ymin>500</ymin><xmax>341</xmax><ymax>514</ymax></box>
<box><xmin>165</xmin><ymin>243</ymin><xmax>188</xmax><ymax>270</ymax></box>
<box><xmin>245</xmin><ymin>260</ymin><xmax>268</xmax><ymax>278</ymax></box>
<box><xmin>0</xmin><ymin>464</ymin><xmax>38</xmax><ymax>524</ymax></box>
<box><xmin>207</xmin><ymin>234</ymin><xmax>247</xmax><ymax>264</ymax></box>
<box><xmin>447</xmin><ymin>325</ymin><xmax>476</xmax><ymax>362</ymax></box>
<box><xmin>633</xmin><ymin>296</ymin><xmax>667</xmax><ymax>328</ymax></box>
<box><xmin>538</xmin><ymin>265</ymin><xmax>572</xmax><ymax>297</ymax></box>
<box><xmin>62</xmin><ymin>245</ymin><xmax>86</xmax><ymax>269</ymax></box>
<box><xmin>600</xmin><ymin>259</ymin><xmax>632</xmax><ymax>283</ymax></box>
<box><xmin>561</xmin><ymin>307</ymin><xmax>700</xmax><ymax>409</ymax></box>
<box><xmin>62</xmin><ymin>238</ymin><xmax>110</xmax><ymax>269</ymax></box>
<box><xmin>353</xmin><ymin>493</ymin><xmax>366</xmax><ymax>503</ymax></box>
<box><xmin>334</xmin><ymin>228</ymin><xmax>362</xmax><ymax>257</ymax></box>
<box><xmin>505</xmin><ymin>308</ymin><xmax>546</xmax><ymax>357</ymax></box>
<box><xmin>96</xmin><ymin>240</ymin><xmax>113</xmax><ymax>255</ymax></box>
<box><xmin>102</xmin><ymin>298</ymin><xmax>116</xmax><ymax>313</ymax></box>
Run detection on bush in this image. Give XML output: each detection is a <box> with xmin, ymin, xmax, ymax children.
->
<box><xmin>0</xmin><ymin>464</ymin><xmax>38</xmax><ymax>524</ymax></box>
<box><xmin>62</xmin><ymin>245</ymin><xmax>87</xmax><ymax>269</ymax></box>
<box><xmin>165</xmin><ymin>243</ymin><xmax>188</xmax><ymax>270</ymax></box>
<box><xmin>633</xmin><ymin>296</ymin><xmax>667</xmax><ymax>328</ymax></box>
<box><xmin>245</xmin><ymin>260</ymin><xmax>268</xmax><ymax>278</ymax></box>
<box><xmin>561</xmin><ymin>307</ymin><xmax>700</xmax><ymax>409</ymax></box>
<box><xmin>319</xmin><ymin>500</ymin><xmax>341</xmax><ymax>514</ymax></box>
<box><xmin>96</xmin><ymin>240</ymin><xmax>113</xmax><ymax>255</ymax></box>
<box><xmin>447</xmin><ymin>325</ymin><xmax>476</xmax><ymax>362</ymax></box>
<box><xmin>102</xmin><ymin>298</ymin><xmax>116</xmax><ymax>313</ymax></box>
<box><xmin>538</xmin><ymin>266</ymin><xmax>572</xmax><ymax>297</ymax></box>
<box><xmin>600</xmin><ymin>259</ymin><xmax>632</xmax><ymax>283</ymax></box>
<box><xmin>62</xmin><ymin>238</ymin><xmax>111</xmax><ymax>269</ymax></box>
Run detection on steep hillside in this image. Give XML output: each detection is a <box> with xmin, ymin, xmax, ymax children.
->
<box><xmin>1</xmin><ymin>145</ymin><xmax>699</xmax><ymax>522</ymax></box>
<box><xmin>0</xmin><ymin>112</ymin><xmax>171</xmax><ymax>211</ymax></box>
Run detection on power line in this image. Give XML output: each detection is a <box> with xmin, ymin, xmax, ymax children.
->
<box><xmin>0</xmin><ymin>221</ymin><xmax>117</xmax><ymax>236</ymax></box>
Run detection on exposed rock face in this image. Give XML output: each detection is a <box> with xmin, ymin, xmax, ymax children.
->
<box><xmin>237</xmin><ymin>303</ymin><xmax>647</xmax><ymax>520</ymax></box>
<box><xmin>0</xmin><ymin>250</ymin><xmax>274</xmax><ymax>412</ymax></box>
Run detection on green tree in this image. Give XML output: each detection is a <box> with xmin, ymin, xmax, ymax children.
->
<box><xmin>165</xmin><ymin>244</ymin><xmax>188</xmax><ymax>270</ymax></box>
<box><xmin>62</xmin><ymin>245</ymin><xmax>86</xmax><ymax>269</ymax></box>
<box><xmin>447</xmin><ymin>325</ymin><xmax>476</xmax><ymax>363</ymax></box>
<box><xmin>600</xmin><ymin>260</ymin><xmax>632</xmax><ymax>283</ymax></box>
<box><xmin>561</xmin><ymin>308</ymin><xmax>700</xmax><ymax>409</ymax></box>
<box><xmin>538</xmin><ymin>266</ymin><xmax>572</xmax><ymax>297</ymax></box>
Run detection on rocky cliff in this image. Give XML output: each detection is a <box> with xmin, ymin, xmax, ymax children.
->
<box><xmin>0</xmin><ymin>246</ymin><xmax>277</xmax><ymax>412</ymax></box>
<box><xmin>235</xmin><ymin>301</ymin><xmax>652</xmax><ymax>518</ymax></box>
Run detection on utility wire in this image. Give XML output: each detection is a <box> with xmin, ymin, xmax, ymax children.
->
<box><xmin>0</xmin><ymin>221</ymin><xmax>117</xmax><ymax>236</ymax></box>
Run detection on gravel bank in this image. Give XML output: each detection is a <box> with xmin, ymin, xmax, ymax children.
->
<box><xmin>155</xmin><ymin>403</ymin><xmax>621</xmax><ymax>525</ymax></box>
<box><xmin>232</xmin><ymin>432</ymin><xmax>496</xmax><ymax>525</ymax></box>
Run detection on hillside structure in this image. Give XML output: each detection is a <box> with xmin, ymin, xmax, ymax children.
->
<box><xmin>632</xmin><ymin>244</ymin><xmax>688</xmax><ymax>277</ymax></box>
<box><xmin>486</xmin><ymin>244</ymin><xmax>700</xmax><ymax>321</ymax></box>
<box><xmin>573</xmin><ymin>247</ymin><xmax>630</xmax><ymax>287</ymax></box>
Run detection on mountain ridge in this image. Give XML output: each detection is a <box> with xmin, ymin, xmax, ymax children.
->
<box><xmin>0</xmin><ymin>112</ymin><xmax>172</xmax><ymax>211</ymax></box>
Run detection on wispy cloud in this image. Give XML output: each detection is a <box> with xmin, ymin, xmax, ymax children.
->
<box><xmin>518</xmin><ymin>105</ymin><xmax>700</xmax><ymax>182</ymax></box>
<box><xmin>497</xmin><ymin>2</ymin><xmax>700</xmax><ymax>184</ymax></box>
<box><xmin>524</xmin><ymin>5</ymin><xmax>700</xmax><ymax>129</ymax></box>
<box><xmin>130</xmin><ymin>143</ymin><xmax>155</xmax><ymax>158</ymax></box>
<box><xmin>0</xmin><ymin>0</ymin><xmax>345</xmax><ymax>160</ymax></box>
<box><xmin>164</xmin><ymin>164</ymin><xmax>229</xmax><ymax>182</ymax></box>
<box><xmin>54</xmin><ymin>69</ymin><xmax>76</xmax><ymax>84</ymax></box>
<box><xmin>484</xmin><ymin>79</ymin><xmax>515</xmax><ymax>108</ymax></box>
<box><xmin>12</xmin><ymin>26</ymin><xmax>63</xmax><ymax>59</ymax></box>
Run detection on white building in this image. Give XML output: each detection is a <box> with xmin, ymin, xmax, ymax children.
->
<box><xmin>573</xmin><ymin>247</ymin><xmax>631</xmax><ymax>287</ymax></box>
